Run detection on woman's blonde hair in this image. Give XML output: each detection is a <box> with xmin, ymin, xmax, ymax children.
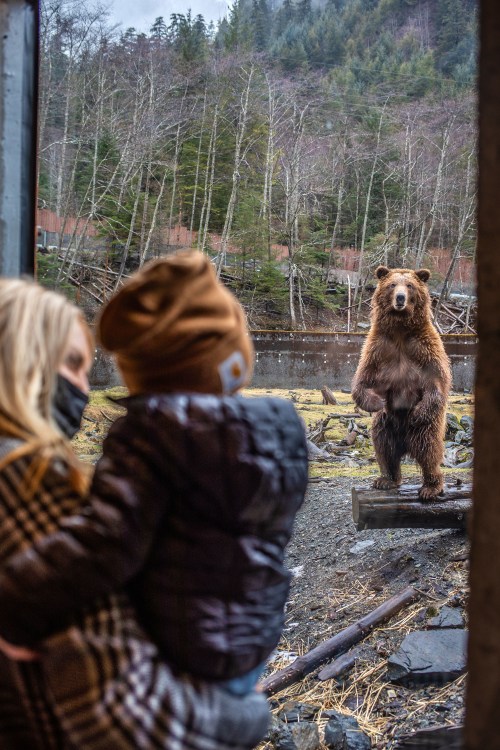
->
<box><xmin>0</xmin><ymin>278</ymin><xmax>91</xmax><ymax>493</ymax></box>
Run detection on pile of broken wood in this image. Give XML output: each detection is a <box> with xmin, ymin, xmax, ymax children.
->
<box><xmin>431</xmin><ymin>295</ymin><xmax>476</xmax><ymax>335</ymax></box>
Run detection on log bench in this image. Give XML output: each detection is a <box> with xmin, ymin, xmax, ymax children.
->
<box><xmin>352</xmin><ymin>483</ymin><xmax>472</xmax><ymax>531</ymax></box>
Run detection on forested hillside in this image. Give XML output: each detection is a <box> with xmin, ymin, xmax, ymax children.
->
<box><xmin>39</xmin><ymin>0</ymin><xmax>477</xmax><ymax>328</ymax></box>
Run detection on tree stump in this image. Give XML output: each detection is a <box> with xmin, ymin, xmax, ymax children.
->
<box><xmin>352</xmin><ymin>483</ymin><xmax>472</xmax><ymax>531</ymax></box>
<box><xmin>321</xmin><ymin>385</ymin><xmax>338</xmax><ymax>405</ymax></box>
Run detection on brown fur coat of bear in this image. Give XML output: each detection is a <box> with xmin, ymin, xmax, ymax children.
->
<box><xmin>351</xmin><ymin>266</ymin><xmax>452</xmax><ymax>500</ymax></box>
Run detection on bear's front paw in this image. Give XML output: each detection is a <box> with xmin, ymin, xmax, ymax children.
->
<box><xmin>364</xmin><ymin>391</ymin><xmax>386</xmax><ymax>413</ymax></box>
<box><xmin>410</xmin><ymin>406</ymin><xmax>431</xmax><ymax>426</ymax></box>
<box><xmin>418</xmin><ymin>484</ymin><xmax>444</xmax><ymax>501</ymax></box>
<box><xmin>373</xmin><ymin>476</ymin><xmax>400</xmax><ymax>490</ymax></box>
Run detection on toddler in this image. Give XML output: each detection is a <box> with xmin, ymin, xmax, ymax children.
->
<box><xmin>0</xmin><ymin>251</ymin><xmax>308</xmax><ymax>694</ymax></box>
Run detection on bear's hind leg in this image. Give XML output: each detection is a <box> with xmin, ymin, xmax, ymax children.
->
<box><xmin>372</xmin><ymin>413</ymin><xmax>405</xmax><ymax>490</ymax></box>
<box><xmin>411</xmin><ymin>430</ymin><xmax>445</xmax><ymax>501</ymax></box>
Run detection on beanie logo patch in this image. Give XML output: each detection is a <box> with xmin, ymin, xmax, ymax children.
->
<box><xmin>218</xmin><ymin>351</ymin><xmax>247</xmax><ymax>394</ymax></box>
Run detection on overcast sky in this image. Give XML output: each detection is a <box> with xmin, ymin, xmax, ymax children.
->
<box><xmin>105</xmin><ymin>0</ymin><xmax>231</xmax><ymax>33</ymax></box>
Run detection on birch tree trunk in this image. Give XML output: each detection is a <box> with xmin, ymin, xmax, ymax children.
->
<box><xmin>114</xmin><ymin>166</ymin><xmax>144</xmax><ymax>290</ymax></box>
<box><xmin>435</xmin><ymin>150</ymin><xmax>476</xmax><ymax>314</ymax></box>
<box><xmin>282</xmin><ymin>104</ymin><xmax>307</xmax><ymax>328</ymax></box>
<box><xmin>199</xmin><ymin>103</ymin><xmax>219</xmax><ymax>253</ymax></box>
<box><xmin>140</xmin><ymin>169</ymin><xmax>168</xmax><ymax>266</ymax></box>
<box><xmin>262</xmin><ymin>75</ymin><xmax>278</xmax><ymax>261</ymax></box>
<box><xmin>216</xmin><ymin>66</ymin><xmax>254</xmax><ymax>275</ymax></box>
<box><xmin>355</xmin><ymin>103</ymin><xmax>387</xmax><ymax>310</ymax></box>
<box><xmin>414</xmin><ymin>118</ymin><xmax>453</xmax><ymax>268</ymax></box>
<box><xmin>189</xmin><ymin>89</ymin><xmax>207</xmax><ymax>246</ymax></box>
<box><xmin>166</xmin><ymin>89</ymin><xmax>188</xmax><ymax>248</ymax></box>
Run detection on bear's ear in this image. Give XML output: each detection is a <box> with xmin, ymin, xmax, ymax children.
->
<box><xmin>375</xmin><ymin>266</ymin><xmax>390</xmax><ymax>280</ymax></box>
<box><xmin>416</xmin><ymin>268</ymin><xmax>430</xmax><ymax>283</ymax></box>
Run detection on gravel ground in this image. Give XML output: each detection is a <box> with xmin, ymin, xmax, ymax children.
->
<box><xmin>262</xmin><ymin>475</ymin><xmax>469</xmax><ymax>749</ymax></box>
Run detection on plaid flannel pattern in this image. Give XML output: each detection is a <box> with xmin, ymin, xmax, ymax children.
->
<box><xmin>0</xmin><ymin>441</ymin><xmax>269</xmax><ymax>750</ymax></box>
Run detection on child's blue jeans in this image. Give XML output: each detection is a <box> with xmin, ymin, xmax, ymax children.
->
<box><xmin>220</xmin><ymin>664</ymin><xmax>264</xmax><ymax>696</ymax></box>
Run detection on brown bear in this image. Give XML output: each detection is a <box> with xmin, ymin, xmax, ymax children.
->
<box><xmin>351</xmin><ymin>266</ymin><xmax>452</xmax><ymax>500</ymax></box>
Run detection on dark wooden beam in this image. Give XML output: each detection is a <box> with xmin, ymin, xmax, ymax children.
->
<box><xmin>465</xmin><ymin>2</ymin><xmax>500</xmax><ymax>748</ymax></box>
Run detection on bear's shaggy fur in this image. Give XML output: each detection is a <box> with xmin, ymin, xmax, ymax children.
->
<box><xmin>351</xmin><ymin>266</ymin><xmax>452</xmax><ymax>500</ymax></box>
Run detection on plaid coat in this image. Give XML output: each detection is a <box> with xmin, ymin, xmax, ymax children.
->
<box><xmin>0</xmin><ymin>438</ymin><xmax>269</xmax><ymax>750</ymax></box>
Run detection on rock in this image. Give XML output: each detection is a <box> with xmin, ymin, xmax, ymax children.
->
<box><xmin>460</xmin><ymin>414</ymin><xmax>474</xmax><ymax>433</ymax></box>
<box><xmin>270</xmin><ymin>718</ymin><xmax>321</xmax><ymax>750</ymax></box>
<box><xmin>395</xmin><ymin>724</ymin><xmax>463</xmax><ymax>749</ymax></box>
<box><xmin>386</xmin><ymin>630</ymin><xmax>468</xmax><ymax>686</ymax></box>
<box><xmin>307</xmin><ymin>440</ymin><xmax>331</xmax><ymax>460</ymax></box>
<box><xmin>349</xmin><ymin>539</ymin><xmax>375</xmax><ymax>555</ymax></box>
<box><xmin>445</xmin><ymin>413</ymin><xmax>461</xmax><ymax>439</ymax></box>
<box><xmin>443</xmin><ymin>445</ymin><xmax>474</xmax><ymax>468</ymax></box>
<box><xmin>323</xmin><ymin>711</ymin><xmax>371</xmax><ymax>749</ymax></box>
<box><xmin>427</xmin><ymin>607</ymin><xmax>465</xmax><ymax>629</ymax></box>
<box><xmin>277</xmin><ymin>702</ymin><xmax>320</xmax><ymax>723</ymax></box>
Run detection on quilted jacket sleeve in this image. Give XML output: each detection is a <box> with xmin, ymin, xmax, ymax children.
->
<box><xmin>0</xmin><ymin>416</ymin><xmax>168</xmax><ymax>646</ymax></box>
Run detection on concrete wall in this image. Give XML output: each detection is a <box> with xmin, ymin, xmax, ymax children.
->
<box><xmin>91</xmin><ymin>331</ymin><xmax>477</xmax><ymax>392</ymax></box>
<box><xmin>252</xmin><ymin>331</ymin><xmax>476</xmax><ymax>391</ymax></box>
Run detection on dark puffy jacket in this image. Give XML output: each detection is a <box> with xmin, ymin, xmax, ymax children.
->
<box><xmin>0</xmin><ymin>395</ymin><xmax>308</xmax><ymax>681</ymax></box>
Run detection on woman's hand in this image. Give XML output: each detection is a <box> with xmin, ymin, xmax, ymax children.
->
<box><xmin>0</xmin><ymin>634</ymin><xmax>40</xmax><ymax>661</ymax></box>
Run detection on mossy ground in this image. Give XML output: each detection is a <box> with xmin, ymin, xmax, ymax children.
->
<box><xmin>75</xmin><ymin>387</ymin><xmax>474</xmax><ymax>481</ymax></box>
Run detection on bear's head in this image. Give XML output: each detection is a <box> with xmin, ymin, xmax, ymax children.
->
<box><xmin>372</xmin><ymin>266</ymin><xmax>431</xmax><ymax>321</ymax></box>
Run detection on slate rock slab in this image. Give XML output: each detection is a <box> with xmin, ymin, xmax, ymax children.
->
<box><xmin>323</xmin><ymin>711</ymin><xmax>371</xmax><ymax>749</ymax></box>
<box><xmin>395</xmin><ymin>724</ymin><xmax>463</xmax><ymax>749</ymax></box>
<box><xmin>269</xmin><ymin>719</ymin><xmax>321</xmax><ymax>750</ymax></box>
<box><xmin>427</xmin><ymin>606</ymin><xmax>464</xmax><ymax>629</ymax></box>
<box><xmin>386</xmin><ymin>630</ymin><xmax>468</xmax><ymax>686</ymax></box>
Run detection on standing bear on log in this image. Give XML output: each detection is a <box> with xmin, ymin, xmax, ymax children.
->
<box><xmin>351</xmin><ymin>266</ymin><xmax>452</xmax><ymax>500</ymax></box>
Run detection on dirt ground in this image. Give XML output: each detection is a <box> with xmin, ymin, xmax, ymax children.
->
<box><xmin>78</xmin><ymin>387</ymin><xmax>471</xmax><ymax>749</ymax></box>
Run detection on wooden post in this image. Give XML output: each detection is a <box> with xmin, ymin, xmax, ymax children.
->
<box><xmin>0</xmin><ymin>0</ymin><xmax>38</xmax><ymax>277</ymax></box>
<box><xmin>352</xmin><ymin>483</ymin><xmax>471</xmax><ymax>531</ymax></box>
<box><xmin>465</xmin><ymin>2</ymin><xmax>500</xmax><ymax>748</ymax></box>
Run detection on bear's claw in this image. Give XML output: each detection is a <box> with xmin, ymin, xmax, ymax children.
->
<box><xmin>373</xmin><ymin>477</ymin><xmax>401</xmax><ymax>490</ymax></box>
<box><xmin>418</xmin><ymin>485</ymin><xmax>444</xmax><ymax>501</ymax></box>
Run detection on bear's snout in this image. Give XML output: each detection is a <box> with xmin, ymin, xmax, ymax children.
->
<box><xmin>392</xmin><ymin>286</ymin><xmax>408</xmax><ymax>310</ymax></box>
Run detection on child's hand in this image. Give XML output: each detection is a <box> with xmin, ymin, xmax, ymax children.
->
<box><xmin>0</xmin><ymin>634</ymin><xmax>40</xmax><ymax>661</ymax></box>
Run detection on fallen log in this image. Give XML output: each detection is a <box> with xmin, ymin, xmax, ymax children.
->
<box><xmin>259</xmin><ymin>586</ymin><xmax>419</xmax><ymax>696</ymax></box>
<box><xmin>317</xmin><ymin>649</ymin><xmax>360</xmax><ymax>681</ymax></box>
<box><xmin>395</xmin><ymin>724</ymin><xmax>462</xmax><ymax>749</ymax></box>
<box><xmin>352</xmin><ymin>483</ymin><xmax>472</xmax><ymax>531</ymax></box>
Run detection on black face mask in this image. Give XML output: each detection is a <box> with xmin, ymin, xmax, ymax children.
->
<box><xmin>52</xmin><ymin>374</ymin><xmax>89</xmax><ymax>439</ymax></box>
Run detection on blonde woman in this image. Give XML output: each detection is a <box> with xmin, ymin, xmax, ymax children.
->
<box><xmin>0</xmin><ymin>278</ymin><xmax>269</xmax><ymax>750</ymax></box>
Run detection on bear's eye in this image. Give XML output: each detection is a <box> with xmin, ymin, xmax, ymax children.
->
<box><xmin>407</xmin><ymin>282</ymin><xmax>414</xmax><ymax>289</ymax></box>
<box><xmin>390</xmin><ymin>283</ymin><xmax>396</xmax><ymax>288</ymax></box>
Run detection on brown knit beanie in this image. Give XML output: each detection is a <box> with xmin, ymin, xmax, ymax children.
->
<box><xmin>98</xmin><ymin>251</ymin><xmax>254</xmax><ymax>395</ymax></box>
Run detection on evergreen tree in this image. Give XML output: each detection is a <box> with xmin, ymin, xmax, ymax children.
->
<box><xmin>297</xmin><ymin>0</ymin><xmax>312</xmax><ymax>23</ymax></box>
<box><xmin>150</xmin><ymin>16</ymin><xmax>168</xmax><ymax>42</ymax></box>
<box><xmin>435</xmin><ymin>0</ymin><xmax>470</xmax><ymax>75</ymax></box>
<box><xmin>253</xmin><ymin>0</ymin><xmax>271</xmax><ymax>51</ymax></box>
<box><xmin>275</xmin><ymin>0</ymin><xmax>295</xmax><ymax>36</ymax></box>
